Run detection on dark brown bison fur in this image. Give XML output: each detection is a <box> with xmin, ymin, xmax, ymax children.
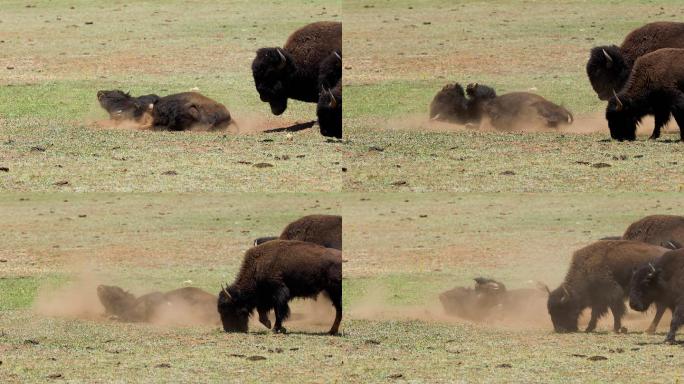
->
<box><xmin>318</xmin><ymin>50</ymin><xmax>342</xmax><ymax>91</ymax></box>
<box><xmin>317</xmin><ymin>80</ymin><xmax>342</xmax><ymax>138</ymax></box>
<box><xmin>630</xmin><ymin>249</ymin><xmax>684</xmax><ymax>343</ymax></box>
<box><xmin>547</xmin><ymin>240</ymin><xmax>669</xmax><ymax>333</ymax></box>
<box><xmin>97</xmin><ymin>285</ymin><xmax>217</xmax><ymax>324</ymax></box>
<box><xmin>606</xmin><ymin>48</ymin><xmax>684</xmax><ymax>141</ymax></box>
<box><xmin>429</xmin><ymin>82</ymin><xmax>572</xmax><ymax>129</ymax></box>
<box><xmin>254</xmin><ymin>214</ymin><xmax>342</xmax><ymax>250</ymax></box>
<box><xmin>587</xmin><ymin>22</ymin><xmax>684</xmax><ymax>101</ymax></box>
<box><xmin>97</xmin><ymin>90</ymin><xmax>232</xmax><ymax>131</ymax></box>
<box><xmin>252</xmin><ymin>21</ymin><xmax>341</xmax><ymax>116</ymax></box>
<box><xmin>217</xmin><ymin>240</ymin><xmax>342</xmax><ymax>335</ymax></box>
<box><xmin>439</xmin><ymin>277</ymin><xmax>547</xmax><ymax>321</ymax></box>
<box><xmin>622</xmin><ymin>215</ymin><xmax>684</xmax><ymax>248</ymax></box>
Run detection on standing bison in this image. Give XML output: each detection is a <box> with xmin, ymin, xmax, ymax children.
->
<box><xmin>622</xmin><ymin>215</ymin><xmax>684</xmax><ymax>249</ymax></box>
<box><xmin>97</xmin><ymin>90</ymin><xmax>232</xmax><ymax>131</ymax></box>
<box><xmin>429</xmin><ymin>82</ymin><xmax>572</xmax><ymax>129</ymax></box>
<box><xmin>587</xmin><ymin>22</ymin><xmax>684</xmax><ymax>101</ymax></box>
<box><xmin>606</xmin><ymin>48</ymin><xmax>684</xmax><ymax>141</ymax></box>
<box><xmin>630</xmin><ymin>249</ymin><xmax>684</xmax><ymax>343</ymax></box>
<box><xmin>252</xmin><ymin>21</ymin><xmax>342</xmax><ymax>117</ymax></box>
<box><xmin>217</xmin><ymin>240</ymin><xmax>342</xmax><ymax>335</ymax></box>
<box><xmin>253</xmin><ymin>214</ymin><xmax>342</xmax><ymax>250</ymax></box>
<box><xmin>547</xmin><ymin>240</ymin><xmax>669</xmax><ymax>333</ymax></box>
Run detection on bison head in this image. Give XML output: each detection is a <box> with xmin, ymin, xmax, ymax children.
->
<box><xmin>586</xmin><ymin>45</ymin><xmax>630</xmax><ymax>101</ymax></box>
<box><xmin>97</xmin><ymin>285</ymin><xmax>137</xmax><ymax>318</ymax></box>
<box><xmin>465</xmin><ymin>83</ymin><xmax>497</xmax><ymax>102</ymax></box>
<box><xmin>606</xmin><ymin>94</ymin><xmax>638</xmax><ymax>141</ymax></box>
<box><xmin>97</xmin><ymin>90</ymin><xmax>159</xmax><ymax>121</ymax></box>
<box><xmin>217</xmin><ymin>285</ymin><xmax>250</xmax><ymax>332</ymax></box>
<box><xmin>429</xmin><ymin>83</ymin><xmax>469</xmax><ymax>123</ymax></box>
<box><xmin>547</xmin><ymin>285</ymin><xmax>581</xmax><ymax>333</ymax></box>
<box><xmin>252</xmin><ymin>47</ymin><xmax>295</xmax><ymax>115</ymax></box>
<box><xmin>317</xmin><ymin>83</ymin><xmax>342</xmax><ymax>138</ymax></box>
<box><xmin>629</xmin><ymin>263</ymin><xmax>662</xmax><ymax>312</ymax></box>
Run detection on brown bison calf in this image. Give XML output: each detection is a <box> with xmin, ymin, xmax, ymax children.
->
<box><xmin>622</xmin><ymin>215</ymin><xmax>684</xmax><ymax>249</ymax></box>
<box><xmin>630</xmin><ymin>249</ymin><xmax>684</xmax><ymax>343</ymax></box>
<box><xmin>97</xmin><ymin>90</ymin><xmax>232</xmax><ymax>131</ymax></box>
<box><xmin>253</xmin><ymin>214</ymin><xmax>342</xmax><ymax>250</ymax></box>
<box><xmin>217</xmin><ymin>240</ymin><xmax>342</xmax><ymax>335</ymax></box>
<box><xmin>547</xmin><ymin>240</ymin><xmax>669</xmax><ymax>333</ymax></box>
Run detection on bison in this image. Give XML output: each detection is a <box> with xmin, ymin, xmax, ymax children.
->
<box><xmin>252</xmin><ymin>21</ymin><xmax>342</xmax><ymax>116</ymax></box>
<box><xmin>429</xmin><ymin>82</ymin><xmax>572</xmax><ymax>129</ymax></box>
<box><xmin>317</xmin><ymin>81</ymin><xmax>342</xmax><ymax>139</ymax></box>
<box><xmin>587</xmin><ymin>22</ymin><xmax>684</xmax><ymax>101</ymax></box>
<box><xmin>439</xmin><ymin>277</ymin><xmax>547</xmax><ymax>321</ymax></box>
<box><xmin>629</xmin><ymin>249</ymin><xmax>684</xmax><ymax>343</ymax></box>
<box><xmin>253</xmin><ymin>214</ymin><xmax>342</xmax><ymax>250</ymax></box>
<box><xmin>97</xmin><ymin>285</ymin><xmax>218</xmax><ymax>324</ymax></box>
<box><xmin>547</xmin><ymin>240</ymin><xmax>669</xmax><ymax>333</ymax></box>
<box><xmin>622</xmin><ymin>215</ymin><xmax>684</xmax><ymax>248</ymax></box>
<box><xmin>97</xmin><ymin>90</ymin><xmax>232</xmax><ymax>131</ymax></box>
<box><xmin>606</xmin><ymin>48</ymin><xmax>684</xmax><ymax>141</ymax></box>
<box><xmin>217</xmin><ymin>240</ymin><xmax>342</xmax><ymax>335</ymax></box>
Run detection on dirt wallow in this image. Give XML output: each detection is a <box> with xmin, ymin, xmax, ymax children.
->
<box><xmin>429</xmin><ymin>82</ymin><xmax>573</xmax><ymax>130</ymax></box>
<box><xmin>253</xmin><ymin>214</ymin><xmax>342</xmax><ymax>250</ymax></box>
<box><xmin>218</xmin><ymin>240</ymin><xmax>342</xmax><ymax>335</ymax></box>
<box><xmin>629</xmin><ymin>248</ymin><xmax>684</xmax><ymax>343</ymax></box>
<box><xmin>97</xmin><ymin>90</ymin><xmax>233</xmax><ymax>131</ymax></box>
<box><xmin>547</xmin><ymin>240</ymin><xmax>670</xmax><ymax>334</ymax></box>
<box><xmin>97</xmin><ymin>285</ymin><xmax>219</xmax><ymax>326</ymax></box>
<box><xmin>439</xmin><ymin>277</ymin><xmax>547</xmax><ymax>321</ymax></box>
<box><xmin>252</xmin><ymin>21</ymin><xmax>342</xmax><ymax>138</ymax></box>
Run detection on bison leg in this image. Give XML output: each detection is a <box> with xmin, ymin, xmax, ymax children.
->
<box><xmin>650</xmin><ymin>109</ymin><xmax>670</xmax><ymax>140</ymax></box>
<box><xmin>272</xmin><ymin>286</ymin><xmax>291</xmax><ymax>334</ymax></box>
<box><xmin>327</xmin><ymin>286</ymin><xmax>343</xmax><ymax>335</ymax></box>
<box><xmin>665</xmin><ymin>305</ymin><xmax>684</xmax><ymax>344</ymax></box>
<box><xmin>646</xmin><ymin>303</ymin><xmax>666</xmax><ymax>334</ymax></box>
<box><xmin>257</xmin><ymin>305</ymin><xmax>272</xmax><ymax>329</ymax></box>
<box><xmin>585</xmin><ymin>307</ymin><xmax>601</xmax><ymax>332</ymax></box>
<box><xmin>671</xmin><ymin>108</ymin><xmax>684</xmax><ymax>141</ymax></box>
<box><xmin>609</xmin><ymin>300</ymin><xmax>627</xmax><ymax>333</ymax></box>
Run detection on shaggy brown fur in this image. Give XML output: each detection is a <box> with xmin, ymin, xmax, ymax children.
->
<box><xmin>630</xmin><ymin>249</ymin><xmax>684</xmax><ymax>343</ymax></box>
<box><xmin>547</xmin><ymin>240</ymin><xmax>669</xmax><ymax>333</ymax></box>
<box><xmin>217</xmin><ymin>240</ymin><xmax>342</xmax><ymax>335</ymax></box>
<box><xmin>483</xmin><ymin>92</ymin><xmax>573</xmax><ymax>129</ymax></box>
<box><xmin>253</xmin><ymin>214</ymin><xmax>342</xmax><ymax>250</ymax></box>
<box><xmin>97</xmin><ymin>285</ymin><xmax>218</xmax><ymax>324</ymax></box>
<box><xmin>622</xmin><ymin>215</ymin><xmax>684</xmax><ymax>247</ymax></box>
<box><xmin>150</xmin><ymin>92</ymin><xmax>232</xmax><ymax>131</ymax></box>
<box><xmin>587</xmin><ymin>22</ymin><xmax>684</xmax><ymax>100</ymax></box>
<box><xmin>606</xmin><ymin>48</ymin><xmax>684</xmax><ymax>141</ymax></box>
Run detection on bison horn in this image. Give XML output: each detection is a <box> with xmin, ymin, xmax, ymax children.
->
<box><xmin>221</xmin><ymin>284</ymin><xmax>231</xmax><ymax>298</ymax></box>
<box><xmin>613</xmin><ymin>90</ymin><xmax>623</xmax><ymax>111</ymax></box>
<box><xmin>334</xmin><ymin>51</ymin><xmax>341</xmax><ymax>60</ymax></box>
<box><xmin>602</xmin><ymin>49</ymin><xmax>613</xmax><ymax>67</ymax></box>
<box><xmin>276</xmin><ymin>48</ymin><xmax>287</xmax><ymax>68</ymax></box>
<box><xmin>560</xmin><ymin>285</ymin><xmax>570</xmax><ymax>303</ymax></box>
<box><xmin>431</xmin><ymin>113</ymin><xmax>441</xmax><ymax>121</ymax></box>
<box><xmin>328</xmin><ymin>89</ymin><xmax>337</xmax><ymax>108</ymax></box>
<box><xmin>649</xmin><ymin>263</ymin><xmax>656</xmax><ymax>273</ymax></box>
<box><xmin>486</xmin><ymin>282</ymin><xmax>501</xmax><ymax>290</ymax></box>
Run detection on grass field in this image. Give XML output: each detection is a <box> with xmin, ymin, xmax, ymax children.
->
<box><xmin>343</xmin><ymin>0</ymin><xmax>684</xmax><ymax>192</ymax></box>
<box><xmin>0</xmin><ymin>193</ymin><xmax>352</xmax><ymax>383</ymax></box>
<box><xmin>0</xmin><ymin>0</ymin><xmax>343</xmax><ymax>192</ymax></box>
<box><xmin>342</xmin><ymin>192</ymin><xmax>684</xmax><ymax>382</ymax></box>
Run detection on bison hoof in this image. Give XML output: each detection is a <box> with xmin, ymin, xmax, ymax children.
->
<box><xmin>260</xmin><ymin>319</ymin><xmax>272</xmax><ymax>329</ymax></box>
<box><xmin>645</xmin><ymin>327</ymin><xmax>656</xmax><ymax>335</ymax></box>
<box><xmin>618</xmin><ymin>326</ymin><xmax>628</xmax><ymax>334</ymax></box>
<box><xmin>665</xmin><ymin>338</ymin><xmax>677</xmax><ymax>345</ymax></box>
<box><xmin>273</xmin><ymin>327</ymin><xmax>287</xmax><ymax>334</ymax></box>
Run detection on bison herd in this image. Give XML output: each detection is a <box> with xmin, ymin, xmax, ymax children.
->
<box><xmin>431</xmin><ymin>21</ymin><xmax>684</xmax><ymax>141</ymax></box>
<box><xmin>440</xmin><ymin>214</ymin><xmax>684</xmax><ymax>343</ymax></box>
<box><xmin>97</xmin><ymin>21</ymin><xmax>341</xmax><ymax>138</ymax></box>
<box><xmin>96</xmin><ymin>214</ymin><xmax>343</xmax><ymax>335</ymax></box>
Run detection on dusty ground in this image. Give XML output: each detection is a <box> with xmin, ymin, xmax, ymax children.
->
<box><xmin>343</xmin><ymin>0</ymin><xmax>684</xmax><ymax>192</ymax></box>
<box><xmin>342</xmin><ymin>192</ymin><xmax>684</xmax><ymax>382</ymax></box>
<box><xmin>0</xmin><ymin>0</ymin><xmax>343</xmax><ymax>192</ymax></box>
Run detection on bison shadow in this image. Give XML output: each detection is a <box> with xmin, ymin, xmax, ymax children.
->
<box><xmin>263</xmin><ymin>120</ymin><xmax>317</xmax><ymax>133</ymax></box>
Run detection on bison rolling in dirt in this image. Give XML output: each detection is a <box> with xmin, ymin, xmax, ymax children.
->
<box><xmin>97</xmin><ymin>90</ymin><xmax>232</xmax><ymax>131</ymax></box>
<box><xmin>587</xmin><ymin>22</ymin><xmax>684</xmax><ymax>101</ymax></box>
<box><xmin>429</xmin><ymin>82</ymin><xmax>572</xmax><ymax>129</ymax></box>
<box><xmin>253</xmin><ymin>214</ymin><xmax>342</xmax><ymax>250</ymax></box>
<box><xmin>547</xmin><ymin>240</ymin><xmax>669</xmax><ymax>333</ymax></box>
<box><xmin>630</xmin><ymin>249</ymin><xmax>684</xmax><ymax>343</ymax></box>
<box><xmin>439</xmin><ymin>277</ymin><xmax>547</xmax><ymax>321</ymax></box>
<box><xmin>97</xmin><ymin>285</ymin><xmax>218</xmax><ymax>324</ymax></box>
<box><xmin>217</xmin><ymin>240</ymin><xmax>342</xmax><ymax>335</ymax></box>
<box><xmin>252</xmin><ymin>21</ymin><xmax>342</xmax><ymax>117</ymax></box>
<box><xmin>606</xmin><ymin>48</ymin><xmax>684</xmax><ymax>141</ymax></box>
